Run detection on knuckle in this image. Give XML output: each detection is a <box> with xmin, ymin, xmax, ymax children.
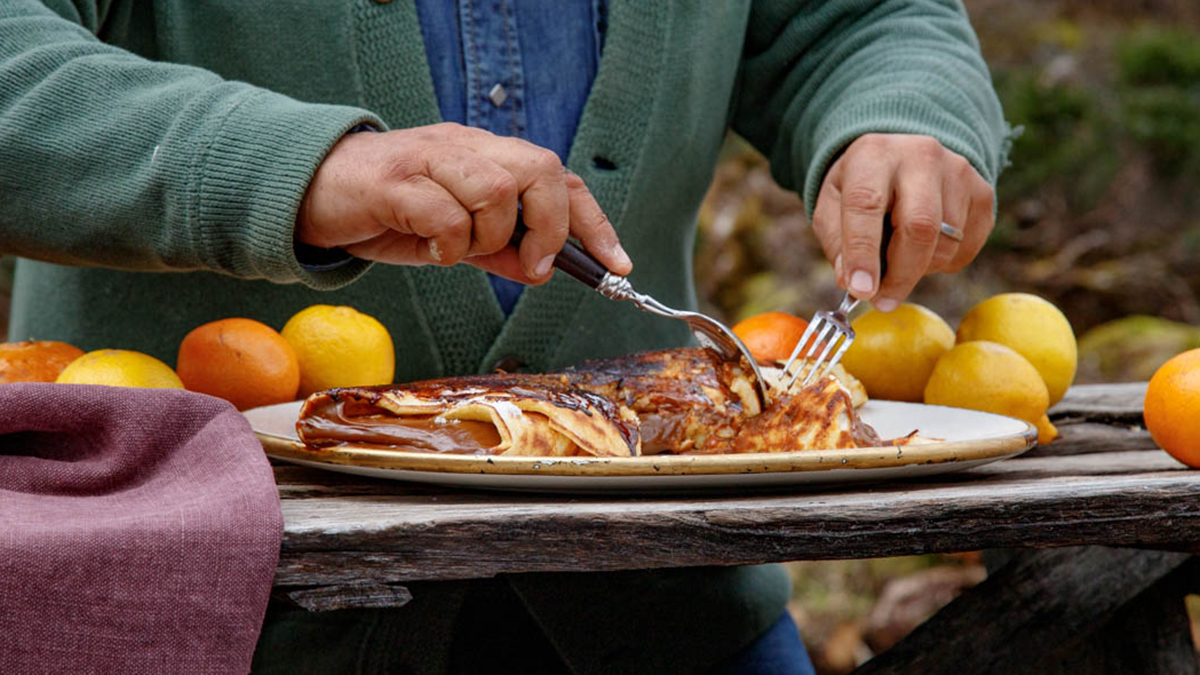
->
<box><xmin>485</xmin><ymin>172</ymin><xmax>519</xmax><ymax>204</ymax></box>
<box><xmin>977</xmin><ymin>184</ymin><xmax>996</xmax><ymax>211</ymax></box>
<box><xmin>902</xmin><ymin>213</ymin><xmax>940</xmax><ymax>246</ymax></box>
<box><xmin>842</xmin><ymin>185</ymin><xmax>888</xmax><ymax>214</ymax></box>
<box><xmin>915</xmin><ymin>136</ymin><xmax>944</xmax><ymax>159</ymax></box>
<box><xmin>841</xmin><ymin>231</ymin><xmax>878</xmax><ymax>256</ymax></box>
<box><xmin>563</xmin><ymin>170</ymin><xmax>587</xmax><ymax>191</ymax></box>
<box><xmin>532</xmin><ymin>149</ymin><xmax>563</xmax><ymax>175</ymax></box>
<box><xmin>854</xmin><ymin>133</ymin><xmax>884</xmax><ymax>151</ymax></box>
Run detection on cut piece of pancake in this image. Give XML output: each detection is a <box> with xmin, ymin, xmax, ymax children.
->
<box><xmin>297</xmin><ymin>375</ymin><xmax>640</xmax><ymax>458</ymax></box>
<box><xmin>295</xmin><ymin>348</ymin><xmax>925</xmax><ymax>456</ymax></box>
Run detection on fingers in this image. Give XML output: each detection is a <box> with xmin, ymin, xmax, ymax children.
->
<box><xmin>422</xmin><ymin>145</ymin><xmax>519</xmax><ymax>259</ymax></box>
<box><xmin>876</xmin><ymin>146</ymin><xmax>943</xmax><ymax>310</ymax></box>
<box><xmin>838</xmin><ymin>137</ymin><xmax>896</xmax><ymax>302</ymax></box>
<box><xmin>943</xmin><ymin>163</ymin><xmax>995</xmax><ymax>273</ymax></box>
<box><xmin>811</xmin><ymin>159</ymin><xmax>846</xmax><ymax>273</ymax></box>
<box><xmin>301</xmin><ymin>122</ymin><xmax>626</xmax><ymax>280</ymax></box>
<box><xmin>344</xmin><ymin>177</ymin><xmax>472</xmax><ymax>265</ymax></box>
<box><xmin>814</xmin><ymin>134</ymin><xmax>997</xmax><ymax>311</ymax></box>
<box><xmin>467</xmin><ymin>139</ymin><xmax>570</xmax><ymax>281</ymax></box>
<box><xmin>565</xmin><ymin>170</ymin><xmax>632</xmax><ymax>275</ymax></box>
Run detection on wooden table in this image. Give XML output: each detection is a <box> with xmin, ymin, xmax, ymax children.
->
<box><xmin>271</xmin><ymin>383</ymin><xmax>1200</xmax><ymax>673</ymax></box>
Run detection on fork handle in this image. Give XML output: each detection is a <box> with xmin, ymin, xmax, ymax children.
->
<box><xmin>509</xmin><ymin>215</ymin><xmax>609</xmax><ymax>289</ymax></box>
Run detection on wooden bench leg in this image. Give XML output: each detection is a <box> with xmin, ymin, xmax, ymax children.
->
<box><xmin>850</xmin><ymin>547</ymin><xmax>1193</xmax><ymax>674</ymax></box>
<box><xmin>1046</xmin><ymin>556</ymin><xmax>1200</xmax><ymax>674</ymax></box>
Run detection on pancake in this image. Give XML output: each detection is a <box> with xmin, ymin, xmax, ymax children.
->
<box><xmin>296</xmin><ymin>348</ymin><xmax>920</xmax><ymax>457</ymax></box>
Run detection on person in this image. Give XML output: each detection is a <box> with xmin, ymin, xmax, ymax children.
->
<box><xmin>0</xmin><ymin>0</ymin><xmax>1010</xmax><ymax>673</ymax></box>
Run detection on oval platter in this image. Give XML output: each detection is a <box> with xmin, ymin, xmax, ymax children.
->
<box><xmin>244</xmin><ymin>400</ymin><xmax>1037</xmax><ymax>493</ymax></box>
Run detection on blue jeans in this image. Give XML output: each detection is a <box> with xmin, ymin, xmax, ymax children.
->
<box><xmin>712</xmin><ymin>611</ymin><xmax>817</xmax><ymax>675</ymax></box>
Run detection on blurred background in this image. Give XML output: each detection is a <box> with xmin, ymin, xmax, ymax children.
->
<box><xmin>692</xmin><ymin>0</ymin><xmax>1200</xmax><ymax>670</ymax></box>
<box><xmin>1</xmin><ymin>0</ymin><xmax>1197</xmax><ymax>671</ymax></box>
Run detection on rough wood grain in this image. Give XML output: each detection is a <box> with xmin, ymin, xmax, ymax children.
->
<box><xmin>1024</xmin><ymin>420</ymin><xmax>1155</xmax><ymax>457</ymax></box>
<box><xmin>850</xmin><ymin>547</ymin><xmax>1191</xmax><ymax>675</ymax></box>
<box><xmin>1043</xmin><ymin>557</ymin><xmax>1200</xmax><ymax>675</ymax></box>
<box><xmin>275</xmin><ymin>455</ymin><xmax>1200</xmax><ymax>583</ymax></box>
<box><xmin>280</xmin><ymin>581</ymin><xmax>413</xmax><ymax>612</ymax></box>
<box><xmin>1049</xmin><ymin>382</ymin><xmax>1146</xmax><ymax>420</ymax></box>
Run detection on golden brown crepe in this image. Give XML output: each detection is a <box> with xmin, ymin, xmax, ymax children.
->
<box><xmin>296</xmin><ymin>348</ymin><xmax>913</xmax><ymax>457</ymax></box>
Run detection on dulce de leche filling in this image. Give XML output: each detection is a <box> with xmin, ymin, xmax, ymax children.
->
<box><xmin>299</xmin><ymin>396</ymin><xmax>501</xmax><ymax>454</ymax></box>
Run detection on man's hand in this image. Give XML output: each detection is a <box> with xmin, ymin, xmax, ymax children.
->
<box><xmin>811</xmin><ymin>134</ymin><xmax>995</xmax><ymax>311</ymax></box>
<box><xmin>296</xmin><ymin>122</ymin><xmax>632</xmax><ymax>284</ymax></box>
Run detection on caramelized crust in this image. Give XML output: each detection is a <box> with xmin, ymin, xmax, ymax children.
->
<box><xmin>296</xmin><ymin>348</ymin><xmax>905</xmax><ymax>456</ymax></box>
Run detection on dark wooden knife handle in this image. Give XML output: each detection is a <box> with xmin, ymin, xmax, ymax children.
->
<box><xmin>509</xmin><ymin>215</ymin><xmax>610</xmax><ymax>289</ymax></box>
<box><xmin>880</xmin><ymin>213</ymin><xmax>893</xmax><ymax>280</ymax></box>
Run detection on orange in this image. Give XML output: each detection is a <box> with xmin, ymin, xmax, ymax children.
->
<box><xmin>0</xmin><ymin>341</ymin><xmax>85</xmax><ymax>384</ymax></box>
<box><xmin>1143</xmin><ymin>348</ymin><xmax>1200</xmax><ymax>468</ymax></box>
<box><xmin>56</xmin><ymin>349</ymin><xmax>184</xmax><ymax>389</ymax></box>
<box><xmin>176</xmin><ymin>318</ymin><xmax>300</xmax><ymax>410</ymax></box>
<box><xmin>732</xmin><ymin>312</ymin><xmax>810</xmax><ymax>364</ymax></box>
<box><xmin>281</xmin><ymin>305</ymin><xmax>395</xmax><ymax>397</ymax></box>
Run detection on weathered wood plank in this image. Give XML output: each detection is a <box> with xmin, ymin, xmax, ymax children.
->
<box><xmin>1024</xmin><ymin>420</ymin><xmax>1156</xmax><ymax>457</ymax></box>
<box><xmin>1049</xmin><ymin>382</ymin><xmax>1146</xmax><ymax>420</ymax></box>
<box><xmin>275</xmin><ymin>463</ymin><xmax>1200</xmax><ymax>582</ymax></box>
<box><xmin>279</xmin><ymin>581</ymin><xmax>413</xmax><ymax>612</ymax></box>
<box><xmin>1043</xmin><ymin>557</ymin><xmax>1200</xmax><ymax>674</ymax></box>
<box><xmin>850</xmin><ymin>547</ymin><xmax>1191</xmax><ymax>675</ymax></box>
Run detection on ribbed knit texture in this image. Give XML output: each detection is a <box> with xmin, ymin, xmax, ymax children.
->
<box><xmin>732</xmin><ymin>0</ymin><xmax>1013</xmax><ymax>217</ymax></box>
<box><xmin>3</xmin><ymin>0</ymin><xmax>1009</xmax><ymax>379</ymax></box>
<box><xmin>0</xmin><ymin>0</ymin><xmax>1009</xmax><ymax>669</ymax></box>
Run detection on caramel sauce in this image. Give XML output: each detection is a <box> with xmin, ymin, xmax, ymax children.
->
<box><xmin>299</xmin><ymin>396</ymin><xmax>501</xmax><ymax>454</ymax></box>
<box><xmin>296</xmin><ymin>348</ymin><xmax>887</xmax><ymax>456</ymax></box>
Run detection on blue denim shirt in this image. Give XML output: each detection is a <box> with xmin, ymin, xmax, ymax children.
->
<box><xmin>415</xmin><ymin>0</ymin><xmax>606</xmax><ymax>315</ymax></box>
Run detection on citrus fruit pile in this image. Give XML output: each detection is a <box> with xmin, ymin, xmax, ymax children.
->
<box><xmin>734</xmin><ymin>293</ymin><xmax>1078</xmax><ymax>446</ymax></box>
<box><xmin>0</xmin><ymin>304</ymin><xmax>394</xmax><ymax>411</ymax></box>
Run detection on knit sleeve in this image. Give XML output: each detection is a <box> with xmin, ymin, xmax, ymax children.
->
<box><xmin>730</xmin><ymin>0</ymin><xmax>1013</xmax><ymax>217</ymax></box>
<box><xmin>0</xmin><ymin>0</ymin><xmax>384</xmax><ymax>289</ymax></box>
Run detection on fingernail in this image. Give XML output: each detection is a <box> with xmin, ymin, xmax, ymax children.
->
<box><xmin>427</xmin><ymin>239</ymin><xmax>442</xmax><ymax>263</ymax></box>
<box><xmin>874</xmin><ymin>298</ymin><xmax>898</xmax><ymax>312</ymax></box>
<box><xmin>534</xmin><ymin>254</ymin><xmax>555</xmax><ymax>277</ymax></box>
<box><xmin>850</xmin><ymin>270</ymin><xmax>874</xmax><ymax>294</ymax></box>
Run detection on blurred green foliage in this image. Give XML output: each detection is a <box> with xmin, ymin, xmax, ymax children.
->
<box><xmin>993</xmin><ymin>72</ymin><xmax>1120</xmax><ymax>212</ymax></box>
<box><xmin>1117</xmin><ymin>27</ymin><xmax>1200</xmax><ymax>176</ymax></box>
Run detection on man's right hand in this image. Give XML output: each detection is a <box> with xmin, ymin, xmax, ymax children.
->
<box><xmin>296</xmin><ymin>122</ymin><xmax>632</xmax><ymax>284</ymax></box>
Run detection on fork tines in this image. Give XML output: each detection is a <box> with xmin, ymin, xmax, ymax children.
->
<box><xmin>782</xmin><ymin>312</ymin><xmax>855</xmax><ymax>390</ymax></box>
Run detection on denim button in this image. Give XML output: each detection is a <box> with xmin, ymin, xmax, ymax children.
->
<box><xmin>487</xmin><ymin>84</ymin><xmax>509</xmax><ymax>107</ymax></box>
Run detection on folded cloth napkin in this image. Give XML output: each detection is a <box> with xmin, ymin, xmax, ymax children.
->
<box><xmin>0</xmin><ymin>383</ymin><xmax>283</xmax><ymax>675</ymax></box>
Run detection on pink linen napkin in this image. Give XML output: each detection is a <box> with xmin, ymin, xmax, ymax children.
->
<box><xmin>0</xmin><ymin>383</ymin><xmax>283</xmax><ymax>674</ymax></box>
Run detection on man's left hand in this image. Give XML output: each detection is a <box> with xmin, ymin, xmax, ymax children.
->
<box><xmin>811</xmin><ymin>133</ymin><xmax>995</xmax><ymax>312</ymax></box>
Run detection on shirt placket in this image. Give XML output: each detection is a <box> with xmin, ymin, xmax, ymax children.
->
<box><xmin>460</xmin><ymin>0</ymin><xmax>527</xmax><ymax>139</ymax></box>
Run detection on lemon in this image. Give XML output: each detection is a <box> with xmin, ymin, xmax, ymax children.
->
<box><xmin>281</xmin><ymin>305</ymin><xmax>395</xmax><ymax>396</ymax></box>
<box><xmin>956</xmin><ymin>293</ymin><xmax>1077</xmax><ymax>406</ymax></box>
<box><xmin>840</xmin><ymin>303</ymin><xmax>955</xmax><ymax>402</ymax></box>
<box><xmin>924</xmin><ymin>341</ymin><xmax>1057</xmax><ymax>445</ymax></box>
<box><xmin>55</xmin><ymin>349</ymin><xmax>184</xmax><ymax>389</ymax></box>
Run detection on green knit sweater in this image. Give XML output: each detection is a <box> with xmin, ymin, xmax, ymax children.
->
<box><xmin>0</xmin><ymin>0</ymin><xmax>1009</xmax><ymax>381</ymax></box>
<box><xmin>0</xmin><ymin>2</ymin><xmax>1007</xmax><ymax>670</ymax></box>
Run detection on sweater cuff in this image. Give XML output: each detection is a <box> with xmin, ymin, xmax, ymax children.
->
<box><xmin>798</xmin><ymin>93</ymin><xmax>1014</xmax><ymax>220</ymax></box>
<box><xmin>190</xmin><ymin>91</ymin><xmax>386</xmax><ymax>289</ymax></box>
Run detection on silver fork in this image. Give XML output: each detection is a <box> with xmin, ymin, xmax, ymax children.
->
<box><xmin>595</xmin><ymin>275</ymin><xmax>771</xmax><ymax>407</ymax></box>
<box><xmin>782</xmin><ymin>216</ymin><xmax>894</xmax><ymax>389</ymax></box>
<box><xmin>510</xmin><ymin>221</ymin><xmax>772</xmax><ymax>408</ymax></box>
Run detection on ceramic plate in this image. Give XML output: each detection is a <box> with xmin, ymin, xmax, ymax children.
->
<box><xmin>244</xmin><ymin>400</ymin><xmax>1036</xmax><ymax>493</ymax></box>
